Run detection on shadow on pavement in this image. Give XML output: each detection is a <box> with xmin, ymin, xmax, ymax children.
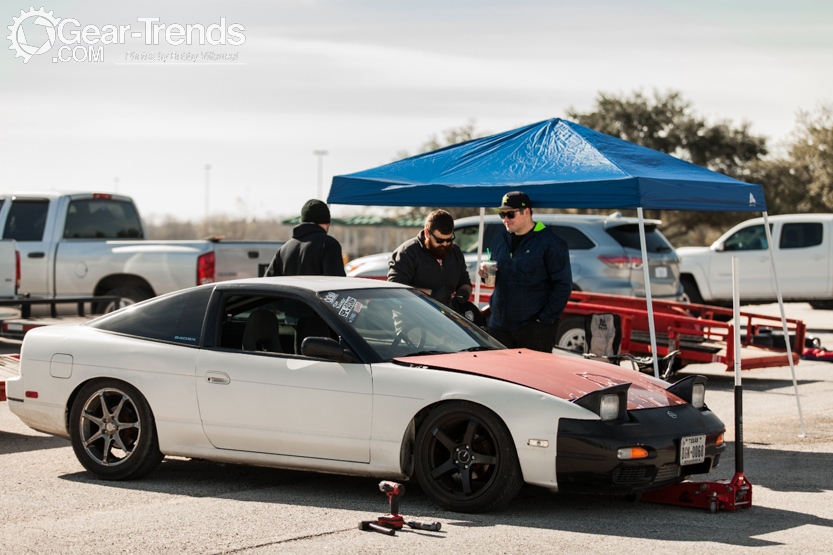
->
<box><xmin>676</xmin><ymin>370</ymin><xmax>820</xmax><ymax>394</ymax></box>
<box><xmin>57</xmin><ymin>444</ymin><xmax>833</xmax><ymax>548</ymax></box>
<box><xmin>0</xmin><ymin>429</ymin><xmax>69</xmax><ymax>455</ymax></box>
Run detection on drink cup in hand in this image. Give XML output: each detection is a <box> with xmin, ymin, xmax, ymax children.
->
<box><xmin>481</xmin><ymin>261</ymin><xmax>497</xmax><ymax>287</ymax></box>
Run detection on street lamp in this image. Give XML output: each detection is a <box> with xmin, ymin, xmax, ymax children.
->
<box><xmin>205</xmin><ymin>164</ymin><xmax>211</xmax><ymax>233</ymax></box>
<box><xmin>313</xmin><ymin>150</ymin><xmax>328</xmax><ymax>200</ymax></box>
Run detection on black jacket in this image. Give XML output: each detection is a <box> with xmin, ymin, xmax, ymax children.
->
<box><xmin>265</xmin><ymin>223</ymin><xmax>346</xmax><ymax>277</ymax></box>
<box><xmin>388</xmin><ymin>230</ymin><xmax>472</xmax><ymax>306</ymax></box>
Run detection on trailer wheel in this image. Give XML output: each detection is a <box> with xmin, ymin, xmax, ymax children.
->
<box><xmin>709</xmin><ymin>499</ymin><xmax>718</xmax><ymax>514</ymax></box>
<box><xmin>555</xmin><ymin>316</ymin><xmax>585</xmax><ymax>353</ymax></box>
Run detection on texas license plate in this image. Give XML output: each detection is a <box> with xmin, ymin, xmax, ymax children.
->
<box><xmin>680</xmin><ymin>435</ymin><xmax>706</xmax><ymax>465</ymax></box>
<box><xmin>655</xmin><ymin>266</ymin><xmax>668</xmax><ymax>278</ymax></box>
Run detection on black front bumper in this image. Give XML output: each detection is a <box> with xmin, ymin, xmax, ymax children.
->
<box><xmin>556</xmin><ymin>404</ymin><xmax>726</xmax><ymax>495</ymax></box>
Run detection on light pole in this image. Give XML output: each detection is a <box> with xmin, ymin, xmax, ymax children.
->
<box><xmin>205</xmin><ymin>164</ymin><xmax>211</xmax><ymax>234</ymax></box>
<box><xmin>313</xmin><ymin>150</ymin><xmax>328</xmax><ymax>200</ymax></box>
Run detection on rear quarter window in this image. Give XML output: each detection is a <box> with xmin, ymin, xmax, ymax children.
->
<box><xmin>779</xmin><ymin>222</ymin><xmax>823</xmax><ymax>249</ymax></box>
<box><xmin>550</xmin><ymin>225</ymin><xmax>595</xmax><ymax>250</ymax></box>
<box><xmin>605</xmin><ymin>224</ymin><xmax>674</xmax><ymax>253</ymax></box>
<box><xmin>89</xmin><ymin>286</ymin><xmax>214</xmax><ymax>346</ymax></box>
<box><xmin>4</xmin><ymin>200</ymin><xmax>49</xmax><ymax>241</ymax></box>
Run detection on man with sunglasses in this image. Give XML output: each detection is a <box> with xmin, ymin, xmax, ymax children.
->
<box><xmin>388</xmin><ymin>210</ymin><xmax>472</xmax><ymax>308</ymax></box>
<box><xmin>478</xmin><ymin>191</ymin><xmax>572</xmax><ymax>352</ymax></box>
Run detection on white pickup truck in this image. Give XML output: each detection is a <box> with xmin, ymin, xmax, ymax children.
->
<box><xmin>0</xmin><ymin>192</ymin><xmax>282</xmax><ymax>308</ymax></box>
<box><xmin>678</xmin><ymin>214</ymin><xmax>833</xmax><ymax>308</ymax></box>
<box><xmin>0</xmin><ymin>240</ymin><xmax>19</xmax><ymax>299</ymax></box>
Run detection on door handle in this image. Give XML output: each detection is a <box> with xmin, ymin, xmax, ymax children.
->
<box><xmin>28</xmin><ymin>252</ymin><xmax>45</xmax><ymax>259</ymax></box>
<box><xmin>205</xmin><ymin>371</ymin><xmax>230</xmax><ymax>385</ymax></box>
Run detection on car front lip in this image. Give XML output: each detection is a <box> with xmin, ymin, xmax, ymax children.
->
<box><xmin>556</xmin><ymin>403</ymin><xmax>726</xmax><ymax>495</ymax></box>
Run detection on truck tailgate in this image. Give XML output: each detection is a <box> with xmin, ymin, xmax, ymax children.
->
<box><xmin>214</xmin><ymin>241</ymin><xmax>282</xmax><ymax>280</ymax></box>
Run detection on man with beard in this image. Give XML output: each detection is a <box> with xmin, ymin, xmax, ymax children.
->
<box><xmin>388</xmin><ymin>210</ymin><xmax>472</xmax><ymax>308</ymax></box>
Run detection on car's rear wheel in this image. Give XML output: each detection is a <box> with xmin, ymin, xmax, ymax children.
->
<box><xmin>69</xmin><ymin>380</ymin><xmax>164</xmax><ymax>480</ymax></box>
<box><xmin>414</xmin><ymin>401</ymin><xmax>523</xmax><ymax>513</ymax></box>
<box><xmin>555</xmin><ymin>316</ymin><xmax>585</xmax><ymax>353</ymax></box>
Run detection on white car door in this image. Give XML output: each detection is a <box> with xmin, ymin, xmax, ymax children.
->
<box><xmin>195</xmin><ymin>294</ymin><xmax>373</xmax><ymax>463</ymax></box>
<box><xmin>710</xmin><ymin>223</ymin><xmax>774</xmax><ymax>300</ymax></box>
<box><xmin>774</xmin><ymin>221</ymin><xmax>830</xmax><ymax>297</ymax></box>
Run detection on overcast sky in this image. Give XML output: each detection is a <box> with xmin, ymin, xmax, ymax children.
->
<box><xmin>2</xmin><ymin>0</ymin><xmax>831</xmax><ymax>222</ymax></box>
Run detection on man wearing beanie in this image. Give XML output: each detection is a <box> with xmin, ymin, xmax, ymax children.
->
<box><xmin>264</xmin><ymin>199</ymin><xmax>347</xmax><ymax>277</ymax></box>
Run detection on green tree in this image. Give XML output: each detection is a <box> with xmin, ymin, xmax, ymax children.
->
<box><xmin>785</xmin><ymin>105</ymin><xmax>833</xmax><ymax>211</ymax></box>
<box><xmin>566</xmin><ymin>90</ymin><xmax>770</xmax><ymax>244</ymax></box>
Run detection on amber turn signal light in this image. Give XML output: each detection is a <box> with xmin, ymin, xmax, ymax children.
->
<box><xmin>616</xmin><ymin>447</ymin><xmax>649</xmax><ymax>460</ymax></box>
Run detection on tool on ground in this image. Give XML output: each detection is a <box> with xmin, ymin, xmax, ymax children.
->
<box><xmin>377</xmin><ymin>481</ymin><xmax>405</xmax><ymax>529</ymax></box>
<box><xmin>358</xmin><ymin>520</ymin><xmax>396</xmax><ymax>536</ymax></box>
<box><xmin>642</xmin><ymin>256</ymin><xmax>752</xmax><ymax>513</ymax></box>
<box><xmin>406</xmin><ymin>520</ymin><xmax>442</xmax><ymax>532</ymax></box>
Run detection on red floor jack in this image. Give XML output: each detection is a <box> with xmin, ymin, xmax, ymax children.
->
<box><xmin>642</xmin><ymin>258</ymin><xmax>752</xmax><ymax>513</ymax></box>
<box><xmin>359</xmin><ymin>481</ymin><xmax>442</xmax><ymax>535</ymax></box>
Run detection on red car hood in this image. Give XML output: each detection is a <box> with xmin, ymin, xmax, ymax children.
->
<box><xmin>395</xmin><ymin>349</ymin><xmax>686</xmax><ymax>410</ymax></box>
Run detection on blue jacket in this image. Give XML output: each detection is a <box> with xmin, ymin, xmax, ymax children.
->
<box><xmin>488</xmin><ymin>222</ymin><xmax>572</xmax><ymax>331</ymax></box>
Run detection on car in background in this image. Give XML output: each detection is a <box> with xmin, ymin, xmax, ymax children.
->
<box><xmin>678</xmin><ymin>214</ymin><xmax>833</xmax><ymax>309</ymax></box>
<box><xmin>347</xmin><ymin>213</ymin><xmax>684</xmax><ymax>302</ymax></box>
<box><xmin>7</xmin><ymin>276</ymin><xmax>725</xmax><ymax>513</ymax></box>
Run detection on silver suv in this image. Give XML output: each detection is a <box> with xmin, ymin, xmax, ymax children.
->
<box><xmin>346</xmin><ymin>212</ymin><xmax>684</xmax><ymax>301</ymax></box>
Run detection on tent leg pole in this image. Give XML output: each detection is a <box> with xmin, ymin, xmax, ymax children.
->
<box><xmin>637</xmin><ymin>208</ymin><xmax>660</xmax><ymax>379</ymax></box>
<box><xmin>762</xmin><ymin>211</ymin><xmax>806</xmax><ymax>437</ymax></box>
<box><xmin>474</xmin><ymin>207</ymin><xmax>485</xmax><ymax>305</ymax></box>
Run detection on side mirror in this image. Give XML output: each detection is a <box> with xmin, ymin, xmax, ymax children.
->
<box><xmin>301</xmin><ymin>337</ymin><xmax>355</xmax><ymax>363</ymax></box>
<box><xmin>713</xmin><ymin>242</ymin><xmax>724</xmax><ymax>252</ymax></box>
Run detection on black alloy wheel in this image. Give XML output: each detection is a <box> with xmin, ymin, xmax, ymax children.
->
<box><xmin>414</xmin><ymin>401</ymin><xmax>523</xmax><ymax>513</ymax></box>
<box><xmin>69</xmin><ymin>379</ymin><xmax>164</xmax><ymax>480</ymax></box>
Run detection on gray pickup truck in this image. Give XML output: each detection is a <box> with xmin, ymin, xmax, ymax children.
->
<box><xmin>1</xmin><ymin>192</ymin><xmax>282</xmax><ymax>308</ymax></box>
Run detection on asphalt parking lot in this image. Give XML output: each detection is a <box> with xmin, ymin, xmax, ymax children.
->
<box><xmin>2</xmin><ymin>303</ymin><xmax>833</xmax><ymax>554</ymax></box>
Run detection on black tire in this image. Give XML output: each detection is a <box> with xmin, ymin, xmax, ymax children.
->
<box><xmin>555</xmin><ymin>315</ymin><xmax>585</xmax><ymax>353</ymax></box>
<box><xmin>414</xmin><ymin>401</ymin><xmax>523</xmax><ymax>513</ymax></box>
<box><xmin>95</xmin><ymin>285</ymin><xmax>153</xmax><ymax>314</ymax></box>
<box><xmin>69</xmin><ymin>379</ymin><xmax>164</xmax><ymax>480</ymax></box>
<box><xmin>810</xmin><ymin>300</ymin><xmax>833</xmax><ymax>310</ymax></box>
<box><xmin>680</xmin><ymin>275</ymin><xmax>704</xmax><ymax>305</ymax></box>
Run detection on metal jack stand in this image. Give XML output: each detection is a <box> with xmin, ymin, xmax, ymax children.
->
<box><xmin>642</xmin><ymin>257</ymin><xmax>752</xmax><ymax>513</ymax></box>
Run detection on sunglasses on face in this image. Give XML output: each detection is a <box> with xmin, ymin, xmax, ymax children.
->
<box><xmin>499</xmin><ymin>210</ymin><xmax>519</xmax><ymax>220</ymax></box>
<box><xmin>428</xmin><ymin>229</ymin><xmax>455</xmax><ymax>244</ymax></box>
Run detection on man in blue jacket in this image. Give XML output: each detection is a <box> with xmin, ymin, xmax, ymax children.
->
<box><xmin>478</xmin><ymin>191</ymin><xmax>572</xmax><ymax>352</ymax></box>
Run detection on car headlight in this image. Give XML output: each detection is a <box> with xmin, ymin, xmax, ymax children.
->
<box><xmin>599</xmin><ymin>394</ymin><xmax>620</xmax><ymax>421</ymax></box>
<box><xmin>667</xmin><ymin>375</ymin><xmax>709</xmax><ymax>409</ymax></box>
<box><xmin>692</xmin><ymin>383</ymin><xmax>705</xmax><ymax>409</ymax></box>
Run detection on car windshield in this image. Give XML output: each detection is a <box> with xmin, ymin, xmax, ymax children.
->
<box><xmin>318</xmin><ymin>288</ymin><xmax>504</xmax><ymax>360</ymax></box>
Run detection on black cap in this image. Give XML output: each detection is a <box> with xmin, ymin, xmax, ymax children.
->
<box><xmin>301</xmin><ymin>199</ymin><xmax>331</xmax><ymax>224</ymax></box>
<box><xmin>495</xmin><ymin>191</ymin><xmax>532</xmax><ymax>211</ymax></box>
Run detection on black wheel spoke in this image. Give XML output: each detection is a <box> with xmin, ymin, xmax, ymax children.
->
<box><xmin>463</xmin><ymin>418</ymin><xmax>478</xmax><ymax>446</ymax></box>
<box><xmin>432</xmin><ymin>428</ymin><xmax>457</xmax><ymax>451</ymax></box>
<box><xmin>460</xmin><ymin>466</ymin><xmax>473</xmax><ymax>495</ymax></box>
<box><xmin>472</xmin><ymin>453</ymin><xmax>497</xmax><ymax>465</ymax></box>
<box><xmin>430</xmin><ymin>458</ymin><xmax>458</xmax><ymax>479</ymax></box>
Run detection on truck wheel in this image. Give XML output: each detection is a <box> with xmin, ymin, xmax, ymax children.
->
<box><xmin>96</xmin><ymin>286</ymin><xmax>153</xmax><ymax>313</ymax></box>
<box><xmin>680</xmin><ymin>275</ymin><xmax>704</xmax><ymax>305</ymax></box>
<box><xmin>810</xmin><ymin>300</ymin><xmax>833</xmax><ymax>310</ymax></box>
<box><xmin>555</xmin><ymin>316</ymin><xmax>585</xmax><ymax>353</ymax></box>
<box><xmin>69</xmin><ymin>379</ymin><xmax>164</xmax><ymax>480</ymax></box>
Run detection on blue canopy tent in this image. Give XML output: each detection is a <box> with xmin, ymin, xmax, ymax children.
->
<box><xmin>328</xmin><ymin>118</ymin><xmax>804</xmax><ymax>433</ymax></box>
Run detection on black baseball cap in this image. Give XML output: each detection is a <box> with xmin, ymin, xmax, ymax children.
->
<box><xmin>494</xmin><ymin>191</ymin><xmax>532</xmax><ymax>211</ymax></box>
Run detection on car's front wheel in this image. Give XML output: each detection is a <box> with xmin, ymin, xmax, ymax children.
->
<box><xmin>69</xmin><ymin>380</ymin><xmax>164</xmax><ymax>480</ymax></box>
<box><xmin>414</xmin><ymin>401</ymin><xmax>523</xmax><ymax>513</ymax></box>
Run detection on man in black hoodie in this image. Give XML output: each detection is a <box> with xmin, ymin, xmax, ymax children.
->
<box><xmin>264</xmin><ymin>199</ymin><xmax>346</xmax><ymax>277</ymax></box>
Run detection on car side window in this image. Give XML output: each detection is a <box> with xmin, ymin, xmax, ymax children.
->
<box><xmin>64</xmin><ymin>199</ymin><xmax>144</xmax><ymax>239</ymax></box>
<box><xmin>723</xmin><ymin>225</ymin><xmax>770</xmax><ymax>251</ymax></box>
<box><xmin>457</xmin><ymin>224</ymin><xmax>503</xmax><ymax>254</ymax></box>
<box><xmin>4</xmin><ymin>200</ymin><xmax>49</xmax><ymax>241</ymax></box>
<box><xmin>89</xmin><ymin>285</ymin><xmax>213</xmax><ymax>345</ymax></box>
<box><xmin>550</xmin><ymin>225</ymin><xmax>595</xmax><ymax>250</ymax></box>
<box><xmin>779</xmin><ymin>223</ymin><xmax>823</xmax><ymax>249</ymax></box>
<box><xmin>218</xmin><ymin>294</ymin><xmax>337</xmax><ymax>356</ymax></box>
